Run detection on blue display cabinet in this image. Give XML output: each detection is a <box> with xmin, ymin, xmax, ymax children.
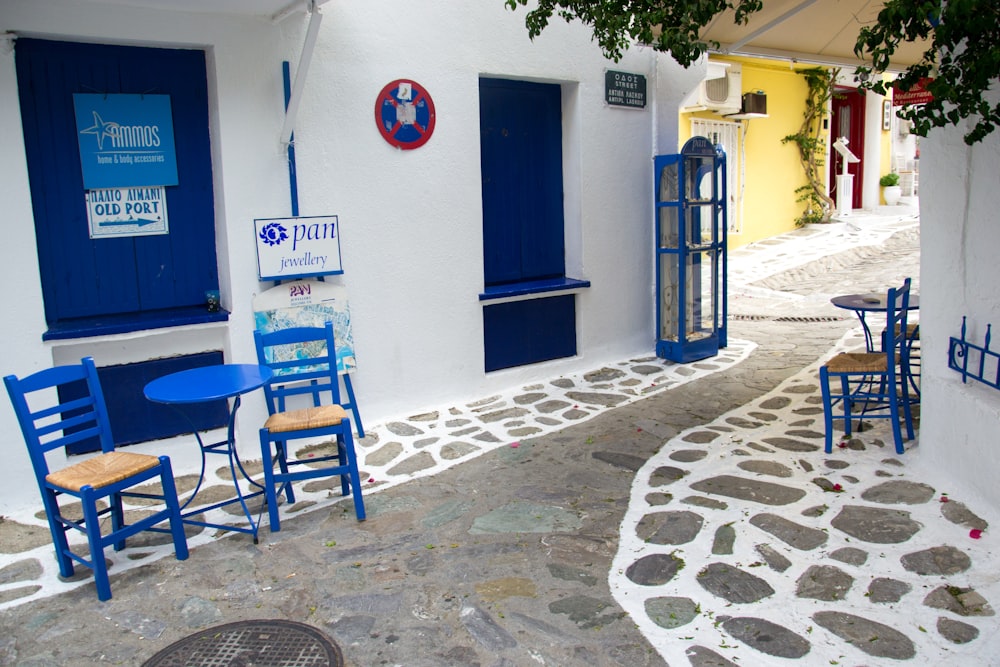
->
<box><xmin>654</xmin><ymin>136</ymin><xmax>728</xmax><ymax>362</ymax></box>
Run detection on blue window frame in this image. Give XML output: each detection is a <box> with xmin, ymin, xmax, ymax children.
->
<box><xmin>479</xmin><ymin>79</ymin><xmax>581</xmax><ymax>370</ymax></box>
<box><xmin>15</xmin><ymin>39</ymin><xmax>221</xmax><ymax>339</ymax></box>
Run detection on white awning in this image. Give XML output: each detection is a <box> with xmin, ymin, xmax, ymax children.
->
<box><xmin>73</xmin><ymin>0</ymin><xmax>329</xmax><ymax>22</ymax></box>
<box><xmin>697</xmin><ymin>0</ymin><xmax>932</xmax><ymax>71</ymax></box>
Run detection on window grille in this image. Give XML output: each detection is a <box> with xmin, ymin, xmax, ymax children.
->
<box><xmin>691</xmin><ymin>119</ymin><xmax>742</xmax><ymax>233</ymax></box>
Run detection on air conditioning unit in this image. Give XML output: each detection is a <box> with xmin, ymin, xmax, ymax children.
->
<box><xmin>681</xmin><ymin>63</ymin><xmax>742</xmax><ymax>115</ymax></box>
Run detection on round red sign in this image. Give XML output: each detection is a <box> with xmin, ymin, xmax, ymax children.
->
<box><xmin>375</xmin><ymin>79</ymin><xmax>436</xmax><ymax>150</ymax></box>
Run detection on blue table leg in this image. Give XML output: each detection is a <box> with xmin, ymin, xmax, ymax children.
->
<box><xmin>169</xmin><ymin>396</ymin><xmax>265</xmax><ymax>542</ymax></box>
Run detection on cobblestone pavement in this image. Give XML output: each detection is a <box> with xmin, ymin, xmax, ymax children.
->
<box><xmin>3</xmin><ymin>205</ymin><xmax>998</xmax><ymax>666</ymax></box>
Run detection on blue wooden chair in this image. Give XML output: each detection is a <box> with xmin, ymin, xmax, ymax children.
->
<box><xmin>254</xmin><ymin>322</ymin><xmax>366</xmax><ymax>532</ymax></box>
<box><xmin>820</xmin><ymin>278</ymin><xmax>915</xmax><ymax>454</ymax></box>
<box><xmin>4</xmin><ymin>357</ymin><xmax>189</xmax><ymax>601</ymax></box>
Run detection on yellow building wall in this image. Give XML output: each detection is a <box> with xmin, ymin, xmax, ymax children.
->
<box><xmin>680</xmin><ymin>56</ymin><xmax>830</xmax><ymax>248</ymax></box>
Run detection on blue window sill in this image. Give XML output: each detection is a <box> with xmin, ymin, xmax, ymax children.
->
<box><xmin>479</xmin><ymin>277</ymin><xmax>591</xmax><ymax>302</ymax></box>
<box><xmin>43</xmin><ymin>306</ymin><xmax>230</xmax><ymax>341</ymax></box>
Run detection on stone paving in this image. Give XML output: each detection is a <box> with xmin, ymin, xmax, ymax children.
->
<box><xmin>3</xmin><ymin>205</ymin><xmax>998</xmax><ymax>666</ymax></box>
<box><xmin>611</xmin><ymin>324</ymin><xmax>998</xmax><ymax>666</ymax></box>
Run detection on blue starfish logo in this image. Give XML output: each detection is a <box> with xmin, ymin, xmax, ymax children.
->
<box><xmin>79</xmin><ymin>111</ymin><xmax>119</xmax><ymax>150</ymax></box>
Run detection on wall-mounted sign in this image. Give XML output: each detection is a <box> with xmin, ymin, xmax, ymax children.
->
<box><xmin>375</xmin><ymin>79</ymin><xmax>436</xmax><ymax>149</ymax></box>
<box><xmin>255</xmin><ymin>215</ymin><xmax>343</xmax><ymax>281</ymax></box>
<box><xmin>73</xmin><ymin>94</ymin><xmax>178</xmax><ymax>189</ymax></box>
<box><xmin>892</xmin><ymin>77</ymin><xmax>934</xmax><ymax>106</ymax></box>
<box><xmin>605</xmin><ymin>70</ymin><xmax>647</xmax><ymax>109</ymax></box>
<box><xmin>86</xmin><ymin>186</ymin><xmax>169</xmax><ymax>238</ymax></box>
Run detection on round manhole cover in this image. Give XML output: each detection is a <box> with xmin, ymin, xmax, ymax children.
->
<box><xmin>142</xmin><ymin>619</ymin><xmax>344</xmax><ymax>667</ymax></box>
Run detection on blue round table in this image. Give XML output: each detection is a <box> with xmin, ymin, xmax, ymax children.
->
<box><xmin>145</xmin><ymin>364</ymin><xmax>274</xmax><ymax>542</ymax></box>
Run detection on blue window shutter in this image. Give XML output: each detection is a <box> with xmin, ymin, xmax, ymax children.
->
<box><xmin>480</xmin><ymin>78</ymin><xmax>564</xmax><ymax>286</ymax></box>
<box><xmin>15</xmin><ymin>39</ymin><xmax>218</xmax><ymax>326</ymax></box>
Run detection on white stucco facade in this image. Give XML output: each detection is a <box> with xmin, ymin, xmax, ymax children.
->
<box><xmin>0</xmin><ymin>1</ymin><xmax>700</xmax><ymax>515</ymax></box>
<box><xmin>915</xmin><ymin>108</ymin><xmax>1000</xmax><ymax>510</ymax></box>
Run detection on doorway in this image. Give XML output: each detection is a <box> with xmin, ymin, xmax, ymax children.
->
<box><xmin>829</xmin><ymin>87</ymin><xmax>866</xmax><ymax>211</ymax></box>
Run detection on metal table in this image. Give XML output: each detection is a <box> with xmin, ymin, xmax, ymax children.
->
<box><xmin>144</xmin><ymin>363</ymin><xmax>274</xmax><ymax>542</ymax></box>
<box><xmin>831</xmin><ymin>292</ymin><xmax>920</xmax><ymax>352</ymax></box>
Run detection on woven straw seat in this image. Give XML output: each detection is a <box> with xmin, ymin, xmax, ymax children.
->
<box><xmin>825</xmin><ymin>352</ymin><xmax>887</xmax><ymax>374</ymax></box>
<box><xmin>47</xmin><ymin>450</ymin><xmax>160</xmax><ymax>492</ymax></box>
<box><xmin>264</xmin><ymin>405</ymin><xmax>348</xmax><ymax>434</ymax></box>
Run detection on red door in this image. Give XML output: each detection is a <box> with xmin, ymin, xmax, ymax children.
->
<box><xmin>829</xmin><ymin>87</ymin><xmax>866</xmax><ymax>210</ymax></box>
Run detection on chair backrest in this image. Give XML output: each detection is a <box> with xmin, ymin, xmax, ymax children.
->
<box><xmin>885</xmin><ymin>277</ymin><xmax>913</xmax><ymax>368</ymax></box>
<box><xmin>254</xmin><ymin>322</ymin><xmax>343</xmax><ymax>415</ymax></box>
<box><xmin>4</xmin><ymin>357</ymin><xmax>116</xmax><ymax>481</ymax></box>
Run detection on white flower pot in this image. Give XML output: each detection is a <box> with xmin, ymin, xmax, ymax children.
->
<box><xmin>882</xmin><ymin>185</ymin><xmax>902</xmax><ymax>206</ymax></box>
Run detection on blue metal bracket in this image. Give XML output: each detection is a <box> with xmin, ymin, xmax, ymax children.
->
<box><xmin>948</xmin><ymin>316</ymin><xmax>1000</xmax><ymax>390</ymax></box>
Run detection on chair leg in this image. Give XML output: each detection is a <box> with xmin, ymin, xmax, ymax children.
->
<box><xmin>898</xmin><ymin>375</ymin><xmax>915</xmax><ymax>443</ymax></box>
<box><xmin>111</xmin><ymin>492</ymin><xmax>126</xmax><ymax>552</ymax></box>
<box><xmin>342</xmin><ymin>430</ymin><xmax>366</xmax><ymax>521</ymax></box>
<box><xmin>888</xmin><ymin>385</ymin><xmax>905</xmax><ymax>455</ymax></box>
<box><xmin>336</xmin><ymin>437</ymin><xmax>350</xmax><ymax>497</ymax></box>
<box><xmin>40</xmin><ymin>488</ymin><xmax>76</xmax><ymax>578</ymax></box>
<box><xmin>838</xmin><ymin>374</ymin><xmax>853</xmax><ymax>437</ymax></box>
<box><xmin>260</xmin><ymin>429</ymin><xmax>283</xmax><ymax>532</ymax></box>
<box><xmin>158</xmin><ymin>457</ymin><xmax>189</xmax><ymax>561</ymax></box>
<box><xmin>820</xmin><ymin>367</ymin><xmax>835</xmax><ymax>453</ymax></box>
<box><xmin>81</xmin><ymin>489</ymin><xmax>112</xmax><ymax>601</ymax></box>
<box><xmin>275</xmin><ymin>440</ymin><xmax>295</xmax><ymax>504</ymax></box>
<box><xmin>343</xmin><ymin>375</ymin><xmax>365</xmax><ymax>439</ymax></box>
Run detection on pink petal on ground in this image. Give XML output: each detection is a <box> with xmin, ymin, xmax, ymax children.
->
<box><xmin>510</xmin><ymin>442</ymin><xmax>520</xmax><ymax>448</ymax></box>
<box><xmin>833</xmin><ymin>484</ymin><xmax>843</xmax><ymax>491</ymax></box>
<box><xmin>971</xmin><ymin>529</ymin><xmax>984</xmax><ymax>539</ymax></box>
<box><xmin>940</xmin><ymin>496</ymin><xmax>950</xmax><ymax>503</ymax></box>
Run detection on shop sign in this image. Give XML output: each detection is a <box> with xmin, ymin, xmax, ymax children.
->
<box><xmin>605</xmin><ymin>70</ymin><xmax>647</xmax><ymax>109</ymax></box>
<box><xmin>73</xmin><ymin>93</ymin><xmax>178</xmax><ymax>189</ymax></box>
<box><xmin>893</xmin><ymin>78</ymin><xmax>934</xmax><ymax>106</ymax></box>
<box><xmin>255</xmin><ymin>215</ymin><xmax>343</xmax><ymax>281</ymax></box>
<box><xmin>86</xmin><ymin>186</ymin><xmax>169</xmax><ymax>238</ymax></box>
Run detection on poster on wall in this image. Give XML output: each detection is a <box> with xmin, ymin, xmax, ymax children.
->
<box><xmin>255</xmin><ymin>215</ymin><xmax>344</xmax><ymax>281</ymax></box>
<box><xmin>73</xmin><ymin>94</ymin><xmax>178</xmax><ymax>189</ymax></box>
<box><xmin>86</xmin><ymin>186</ymin><xmax>169</xmax><ymax>238</ymax></box>
<box><xmin>252</xmin><ymin>280</ymin><xmax>357</xmax><ymax>375</ymax></box>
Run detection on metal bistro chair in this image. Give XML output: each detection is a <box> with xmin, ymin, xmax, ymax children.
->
<box><xmin>254</xmin><ymin>322</ymin><xmax>366</xmax><ymax>532</ymax></box>
<box><xmin>4</xmin><ymin>357</ymin><xmax>189</xmax><ymax>601</ymax></box>
<box><xmin>820</xmin><ymin>278</ymin><xmax>915</xmax><ymax>455</ymax></box>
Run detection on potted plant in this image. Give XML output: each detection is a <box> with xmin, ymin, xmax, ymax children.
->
<box><xmin>880</xmin><ymin>172</ymin><xmax>902</xmax><ymax>205</ymax></box>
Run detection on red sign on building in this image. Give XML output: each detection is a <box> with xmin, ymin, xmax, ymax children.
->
<box><xmin>893</xmin><ymin>78</ymin><xmax>934</xmax><ymax>106</ymax></box>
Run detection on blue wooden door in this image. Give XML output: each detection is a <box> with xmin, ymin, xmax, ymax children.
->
<box><xmin>15</xmin><ymin>39</ymin><xmax>218</xmax><ymax>329</ymax></box>
<box><xmin>479</xmin><ymin>78</ymin><xmax>564</xmax><ymax>286</ymax></box>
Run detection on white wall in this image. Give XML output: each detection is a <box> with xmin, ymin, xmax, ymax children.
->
<box><xmin>0</xmin><ymin>0</ymin><xmax>676</xmax><ymax>515</ymax></box>
<box><xmin>916</xmin><ymin>103</ymin><xmax>1000</xmax><ymax>510</ymax></box>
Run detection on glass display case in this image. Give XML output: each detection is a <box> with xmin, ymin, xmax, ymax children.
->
<box><xmin>654</xmin><ymin>136</ymin><xmax>728</xmax><ymax>362</ymax></box>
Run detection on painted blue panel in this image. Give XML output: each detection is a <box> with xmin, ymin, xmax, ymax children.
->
<box><xmin>62</xmin><ymin>351</ymin><xmax>229</xmax><ymax>454</ymax></box>
<box><xmin>483</xmin><ymin>295</ymin><xmax>577</xmax><ymax>372</ymax></box>
<box><xmin>15</xmin><ymin>39</ymin><xmax>218</xmax><ymax>331</ymax></box>
<box><xmin>480</xmin><ymin>78</ymin><xmax>564</xmax><ymax>286</ymax></box>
